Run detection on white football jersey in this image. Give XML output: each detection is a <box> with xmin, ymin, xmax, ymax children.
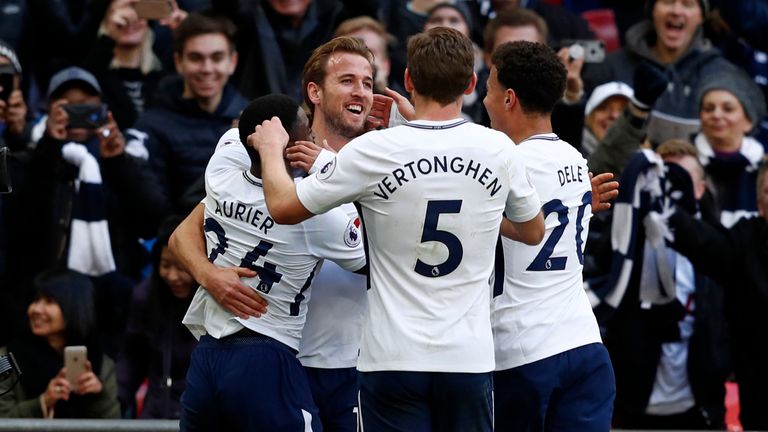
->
<box><xmin>183</xmin><ymin>129</ymin><xmax>366</xmax><ymax>350</ymax></box>
<box><xmin>492</xmin><ymin>134</ymin><xmax>602</xmax><ymax>371</ymax></box>
<box><xmin>296</xmin><ymin>119</ymin><xmax>541</xmax><ymax>373</ymax></box>
<box><xmin>297</xmin><ymin>202</ymin><xmax>368</xmax><ymax>369</ymax></box>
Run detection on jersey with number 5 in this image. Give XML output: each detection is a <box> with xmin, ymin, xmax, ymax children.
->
<box><xmin>492</xmin><ymin>134</ymin><xmax>602</xmax><ymax>371</ymax></box>
<box><xmin>183</xmin><ymin>129</ymin><xmax>366</xmax><ymax>350</ymax></box>
<box><xmin>296</xmin><ymin>119</ymin><xmax>541</xmax><ymax>373</ymax></box>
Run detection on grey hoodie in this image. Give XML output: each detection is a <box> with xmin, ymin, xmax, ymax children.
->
<box><xmin>583</xmin><ymin>21</ymin><xmax>739</xmax><ymax>144</ymax></box>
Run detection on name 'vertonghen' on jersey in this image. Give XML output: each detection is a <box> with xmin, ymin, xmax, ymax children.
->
<box><xmin>373</xmin><ymin>156</ymin><xmax>503</xmax><ymax>200</ymax></box>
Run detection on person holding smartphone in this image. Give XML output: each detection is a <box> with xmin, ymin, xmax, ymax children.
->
<box><xmin>4</xmin><ymin>67</ymin><xmax>171</xmax><ymax>358</ymax></box>
<box><xmin>0</xmin><ymin>269</ymin><xmax>119</xmax><ymax>419</ymax></box>
<box><xmin>0</xmin><ymin>39</ymin><xmax>28</xmax><ymax>151</ymax></box>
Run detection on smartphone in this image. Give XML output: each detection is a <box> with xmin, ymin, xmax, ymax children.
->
<box><xmin>64</xmin><ymin>345</ymin><xmax>87</xmax><ymax>388</ymax></box>
<box><xmin>63</xmin><ymin>103</ymin><xmax>108</xmax><ymax>129</ymax></box>
<box><xmin>0</xmin><ymin>69</ymin><xmax>14</xmax><ymax>102</ymax></box>
<box><xmin>563</xmin><ymin>39</ymin><xmax>606</xmax><ymax>63</ymax></box>
<box><xmin>133</xmin><ymin>0</ymin><xmax>173</xmax><ymax>20</ymax></box>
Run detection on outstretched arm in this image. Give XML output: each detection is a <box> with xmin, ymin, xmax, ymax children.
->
<box><xmin>169</xmin><ymin>203</ymin><xmax>267</xmax><ymax>319</ymax></box>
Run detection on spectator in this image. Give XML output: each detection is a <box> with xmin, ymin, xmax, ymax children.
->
<box><xmin>7</xmin><ymin>67</ymin><xmax>170</xmax><ymax>356</ymax></box>
<box><xmin>211</xmin><ymin>0</ymin><xmax>347</xmax><ymax>103</ymax></box>
<box><xmin>20</xmin><ymin>0</ymin><xmax>111</xmax><ymax>113</ymax></box>
<box><xmin>581</xmin><ymin>82</ymin><xmax>633</xmax><ymax>156</ymax></box>
<box><xmin>85</xmin><ymin>0</ymin><xmax>186</xmax><ymax>130</ymax></box>
<box><xmin>583</xmin><ymin>0</ymin><xmax>740</xmax><ymax>146</ymax></box>
<box><xmin>0</xmin><ymin>39</ymin><xmax>29</xmax><ymax>151</ymax></box>
<box><xmin>334</xmin><ymin>16</ymin><xmax>399</xmax><ymax>95</ymax></box>
<box><xmin>605</xmin><ymin>141</ymin><xmax>729</xmax><ymax>430</ymax></box>
<box><xmin>128</xmin><ymin>11</ymin><xmax>247</xmax><ymax>212</ymax></box>
<box><xmin>424</xmin><ymin>3</ymin><xmax>485</xmax><ymax>122</ymax></box>
<box><xmin>0</xmin><ymin>269</ymin><xmax>120</xmax><ymax>419</ymax></box>
<box><xmin>486</xmin><ymin>0</ymin><xmax>595</xmax><ymax>46</ymax></box>
<box><xmin>117</xmin><ymin>216</ymin><xmax>197</xmax><ymax>419</ymax></box>
<box><xmin>664</xmin><ymin>161</ymin><xmax>768</xmax><ymax>430</ymax></box>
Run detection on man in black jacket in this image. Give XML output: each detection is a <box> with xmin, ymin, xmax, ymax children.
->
<box><xmin>128</xmin><ymin>11</ymin><xmax>247</xmax><ymax>212</ymax></box>
<box><xmin>668</xmin><ymin>162</ymin><xmax>768</xmax><ymax>430</ymax></box>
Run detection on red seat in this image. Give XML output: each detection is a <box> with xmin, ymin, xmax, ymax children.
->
<box><xmin>581</xmin><ymin>8</ymin><xmax>621</xmax><ymax>53</ymax></box>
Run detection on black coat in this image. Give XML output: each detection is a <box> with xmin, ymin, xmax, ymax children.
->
<box><xmin>669</xmin><ymin>211</ymin><xmax>768</xmax><ymax>430</ymax></box>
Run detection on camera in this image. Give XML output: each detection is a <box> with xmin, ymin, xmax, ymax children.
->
<box><xmin>0</xmin><ymin>64</ymin><xmax>15</xmax><ymax>103</ymax></box>
<box><xmin>562</xmin><ymin>39</ymin><xmax>606</xmax><ymax>63</ymax></box>
<box><xmin>63</xmin><ymin>103</ymin><xmax>108</xmax><ymax>129</ymax></box>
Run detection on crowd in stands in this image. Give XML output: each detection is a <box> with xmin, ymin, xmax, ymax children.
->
<box><xmin>0</xmin><ymin>0</ymin><xmax>766</xmax><ymax>430</ymax></box>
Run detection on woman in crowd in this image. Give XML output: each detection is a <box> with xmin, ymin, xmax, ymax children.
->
<box><xmin>117</xmin><ymin>217</ymin><xmax>198</xmax><ymax>419</ymax></box>
<box><xmin>0</xmin><ymin>270</ymin><xmax>120</xmax><ymax>418</ymax></box>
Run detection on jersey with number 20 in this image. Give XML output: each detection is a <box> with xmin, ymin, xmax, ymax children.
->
<box><xmin>492</xmin><ymin>134</ymin><xmax>602</xmax><ymax>371</ymax></box>
<box><xmin>183</xmin><ymin>129</ymin><xmax>366</xmax><ymax>350</ymax></box>
<box><xmin>296</xmin><ymin>119</ymin><xmax>541</xmax><ymax>373</ymax></box>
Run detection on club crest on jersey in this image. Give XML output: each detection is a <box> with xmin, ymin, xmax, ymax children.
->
<box><xmin>344</xmin><ymin>219</ymin><xmax>361</xmax><ymax>247</ymax></box>
<box><xmin>317</xmin><ymin>157</ymin><xmax>337</xmax><ymax>180</ymax></box>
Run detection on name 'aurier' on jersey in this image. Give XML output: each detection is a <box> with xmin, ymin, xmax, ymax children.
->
<box><xmin>183</xmin><ymin>129</ymin><xmax>366</xmax><ymax>350</ymax></box>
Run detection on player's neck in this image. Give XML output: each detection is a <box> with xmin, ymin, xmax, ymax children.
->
<box><xmin>509</xmin><ymin>113</ymin><xmax>553</xmax><ymax>144</ymax></box>
<box><xmin>412</xmin><ymin>95</ymin><xmax>463</xmax><ymax>121</ymax></box>
<box><xmin>312</xmin><ymin>117</ymin><xmax>350</xmax><ymax>152</ymax></box>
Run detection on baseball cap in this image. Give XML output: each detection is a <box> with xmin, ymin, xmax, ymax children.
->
<box><xmin>46</xmin><ymin>66</ymin><xmax>102</xmax><ymax>100</ymax></box>
<box><xmin>0</xmin><ymin>40</ymin><xmax>21</xmax><ymax>74</ymax></box>
<box><xmin>585</xmin><ymin>81</ymin><xmax>633</xmax><ymax>116</ymax></box>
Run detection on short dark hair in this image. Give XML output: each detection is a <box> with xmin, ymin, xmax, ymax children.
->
<box><xmin>491</xmin><ymin>41</ymin><xmax>566</xmax><ymax>115</ymax></box>
<box><xmin>173</xmin><ymin>11</ymin><xmax>236</xmax><ymax>54</ymax></box>
<box><xmin>407</xmin><ymin>27</ymin><xmax>474</xmax><ymax>106</ymax></box>
<box><xmin>33</xmin><ymin>269</ymin><xmax>95</xmax><ymax>345</ymax></box>
<box><xmin>483</xmin><ymin>9</ymin><xmax>548</xmax><ymax>53</ymax></box>
<box><xmin>302</xmin><ymin>36</ymin><xmax>374</xmax><ymax>117</ymax></box>
<box><xmin>238</xmin><ymin>94</ymin><xmax>301</xmax><ymax>164</ymax></box>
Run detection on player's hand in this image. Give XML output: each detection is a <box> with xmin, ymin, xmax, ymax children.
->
<box><xmin>201</xmin><ymin>266</ymin><xmax>268</xmax><ymax>319</ymax></box>
<box><xmin>46</xmin><ymin>99</ymin><xmax>69</xmax><ymax>140</ymax></box>
<box><xmin>366</xmin><ymin>94</ymin><xmax>393</xmax><ymax>130</ymax></box>
<box><xmin>98</xmin><ymin>112</ymin><xmax>125</xmax><ymax>158</ymax></box>
<box><xmin>384</xmin><ymin>87</ymin><xmax>414</xmax><ymax>122</ymax></box>
<box><xmin>286</xmin><ymin>139</ymin><xmax>332</xmax><ymax>172</ymax></box>
<box><xmin>249</xmin><ymin>117</ymin><xmax>289</xmax><ymax>154</ymax></box>
<box><xmin>5</xmin><ymin>89</ymin><xmax>27</xmax><ymax>135</ymax></box>
<box><xmin>74</xmin><ymin>360</ymin><xmax>102</xmax><ymax>395</ymax></box>
<box><xmin>590</xmin><ymin>172</ymin><xmax>619</xmax><ymax>213</ymax></box>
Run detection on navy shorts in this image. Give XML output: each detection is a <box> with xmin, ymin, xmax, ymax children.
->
<box><xmin>357</xmin><ymin>371</ymin><xmax>493</xmax><ymax>432</ymax></box>
<box><xmin>304</xmin><ymin>367</ymin><xmax>358</xmax><ymax>432</ymax></box>
<box><xmin>180</xmin><ymin>331</ymin><xmax>322</xmax><ymax>432</ymax></box>
<box><xmin>494</xmin><ymin>343</ymin><xmax>615</xmax><ymax>432</ymax></box>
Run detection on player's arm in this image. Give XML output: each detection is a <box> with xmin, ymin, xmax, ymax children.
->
<box><xmin>500</xmin><ymin>212</ymin><xmax>545</xmax><ymax>245</ymax></box>
<box><xmin>250</xmin><ymin>117</ymin><xmax>314</xmax><ymax>224</ymax></box>
<box><xmin>169</xmin><ymin>203</ymin><xmax>268</xmax><ymax>319</ymax></box>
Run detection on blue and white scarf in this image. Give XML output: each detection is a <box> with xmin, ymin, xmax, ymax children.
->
<box><xmin>61</xmin><ymin>143</ymin><xmax>116</xmax><ymax>276</ymax></box>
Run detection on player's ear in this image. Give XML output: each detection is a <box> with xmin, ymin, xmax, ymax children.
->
<box><xmin>504</xmin><ymin>89</ymin><xmax>516</xmax><ymax>111</ymax></box>
<box><xmin>308</xmin><ymin>82</ymin><xmax>322</xmax><ymax>105</ymax></box>
<box><xmin>404</xmin><ymin>68</ymin><xmax>414</xmax><ymax>94</ymax></box>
